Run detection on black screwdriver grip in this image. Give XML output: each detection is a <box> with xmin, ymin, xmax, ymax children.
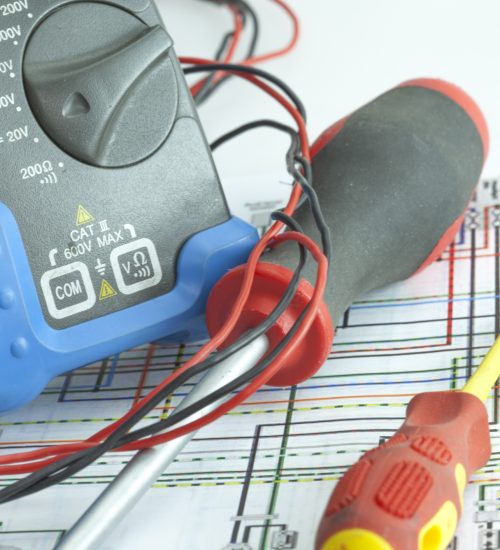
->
<box><xmin>269</xmin><ymin>79</ymin><xmax>487</xmax><ymax>323</ymax></box>
<box><xmin>207</xmin><ymin>79</ymin><xmax>488</xmax><ymax>386</ymax></box>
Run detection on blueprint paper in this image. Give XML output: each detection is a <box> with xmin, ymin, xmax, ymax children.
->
<box><xmin>1</xmin><ymin>175</ymin><xmax>500</xmax><ymax>550</ymax></box>
<box><xmin>0</xmin><ymin>0</ymin><xmax>498</xmax><ymax>546</ymax></box>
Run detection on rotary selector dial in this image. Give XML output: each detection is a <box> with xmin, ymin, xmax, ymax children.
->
<box><xmin>23</xmin><ymin>2</ymin><xmax>179</xmax><ymax>168</ymax></box>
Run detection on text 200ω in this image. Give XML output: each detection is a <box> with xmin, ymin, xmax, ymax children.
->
<box><xmin>20</xmin><ymin>160</ymin><xmax>53</xmax><ymax>180</ymax></box>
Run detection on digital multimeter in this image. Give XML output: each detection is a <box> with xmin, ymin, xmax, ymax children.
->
<box><xmin>0</xmin><ymin>0</ymin><xmax>258</xmax><ymax>413</ymax></box>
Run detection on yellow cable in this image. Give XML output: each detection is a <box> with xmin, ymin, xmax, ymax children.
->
<box><xmin>462</xmin><ymin>336</ymin><xmax>500</xmax><ymax>402</ymax></box>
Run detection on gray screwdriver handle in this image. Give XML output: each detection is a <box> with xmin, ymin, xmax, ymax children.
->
<box><xmin>268</xmin><ymin>79</ymin><xmax>487</xmax><ymax>323</ymax></box>
<box><xmin>207</xmin><ymin>79</ymin><xmax>488</xmax><ymax>387</ymax></box>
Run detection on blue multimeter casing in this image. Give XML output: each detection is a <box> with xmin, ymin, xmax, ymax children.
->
<box><xmin>0</xmin><ymin>0</ymin><xmax>258</xmax><ymax>412</ymax></box>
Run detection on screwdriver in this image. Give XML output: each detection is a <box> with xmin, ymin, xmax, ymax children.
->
<box><xmin>315</xmin><ymin>337</ymin><xmax>500</xmax><ymax>550</ymax></box>
<box><xmin>207</xmin><ymin>79</ymin><xmax>491</xmax><ymax>550</ymax></box>
<box><xmin>57</xmin><ymin>78</ymin><xmax>488</xmax><ymax>549</ymax></box>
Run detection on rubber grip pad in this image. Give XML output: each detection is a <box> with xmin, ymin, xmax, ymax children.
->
<box><xmin>268</xmin><ymin>83</ymin><xmax>486</xmax><ymax>324</ymax></box>
<box><xmin>316</xmin><ymin>391</ymin><xmax>491</xmax><ymax>550</ymax></box>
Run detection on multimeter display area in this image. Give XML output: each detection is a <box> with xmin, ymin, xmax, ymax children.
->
<box><xmin>1</xmin><ymin>1</ymin><xmax>232</xmax><ymax>330</ymax></box>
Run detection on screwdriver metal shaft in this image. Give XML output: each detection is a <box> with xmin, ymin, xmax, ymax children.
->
<box><xmin>56</xmin><ymin>335</ymin><xmax>270</xmax><ymax>550</ymax></box>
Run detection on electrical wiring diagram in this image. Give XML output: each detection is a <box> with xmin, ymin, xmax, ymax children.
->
<box><xmin>0</xmin><ymin>179</ymin><xmax>499</xmax><ymax>550</ymax></box>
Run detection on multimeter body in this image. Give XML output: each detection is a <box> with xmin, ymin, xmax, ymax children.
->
<box><xmin>0</xmin><ymin>0</ymin><xmax>258</xmax><ymax>412</ymax></box>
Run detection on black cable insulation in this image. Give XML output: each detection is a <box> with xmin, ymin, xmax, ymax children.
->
<box><xmin>195</xmin><ymin>0</ymin><xmax>260</xmax><ymax>105</ymax></box>
<box><xmin>184</xmin><ymin>63</ymin><xmax>307</xmax><ymax>121</ymax></box>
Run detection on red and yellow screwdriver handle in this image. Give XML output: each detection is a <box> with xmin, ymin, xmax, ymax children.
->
<box><xmin>316</xmin><ymin>391</ymin><xmax>491</xmax><ymax>550</ymax></box>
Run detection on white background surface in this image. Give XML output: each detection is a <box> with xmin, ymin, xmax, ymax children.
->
<box><xmin>159</xmin><ymin>0</ymin><xmax>500</xmax><ymax>184</ymax></box>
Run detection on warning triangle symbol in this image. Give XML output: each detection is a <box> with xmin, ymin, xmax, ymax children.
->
<box><xmin>76</xmin><ymin>205</ymin><xmax>94</xmax><ymax>226</ymax></box>
<box><xmin>99</xmin><ymin>280</ymin><xmax>117</xmax><ymax>301</ymax></box>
